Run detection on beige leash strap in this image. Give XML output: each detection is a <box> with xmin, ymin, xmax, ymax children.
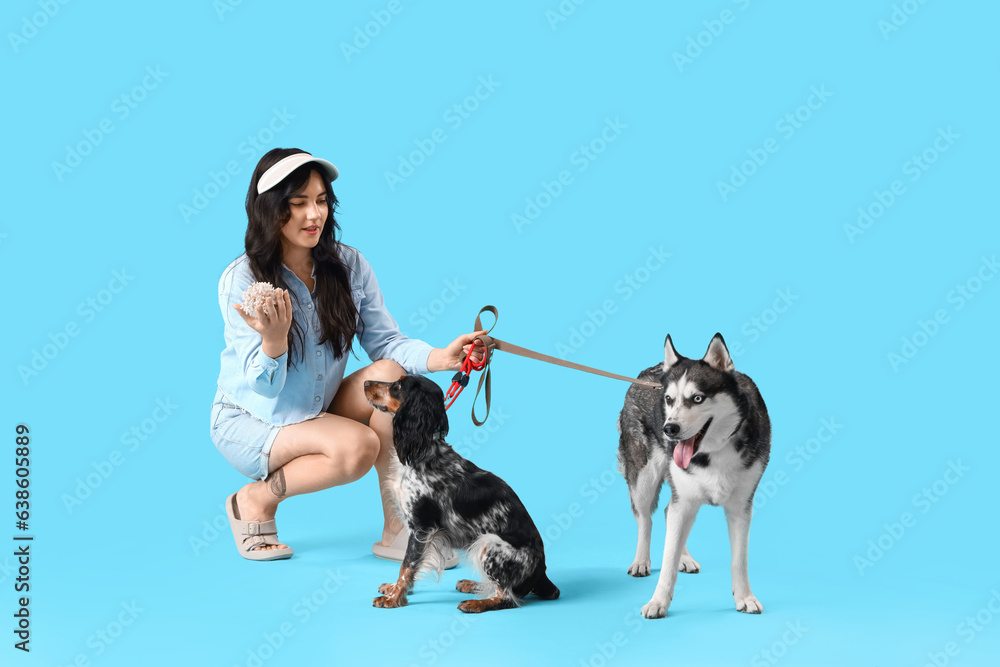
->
<box><xmin>465</xmin><ymin>306</ymin><xmax>662</xmax><ymax>426</ymax></box>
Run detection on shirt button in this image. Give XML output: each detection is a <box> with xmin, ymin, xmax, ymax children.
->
<box><xmin>307</xmin><ymin>303</ymin><xmax>313</xmax><ymax>310</ymax></box>
<box><xmin>317</xmin><ymin>374</ymin><xmax>323</xmax><ymax>380</ymax></box>
<box><xmin>316</xmin><ymin>350</ymin><xmax>322</xmax><ymax>357</ymax></box>
<box><xmin>314</xmin><ymin>396</ymin><xmax>321</xmax><ymax>402</ymax></box>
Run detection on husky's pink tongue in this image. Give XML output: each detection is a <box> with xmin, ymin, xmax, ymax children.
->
<box><xmin>673</xmin><ymin>435</ymin><xmax>696</xmax><ymax>469</ymax></box>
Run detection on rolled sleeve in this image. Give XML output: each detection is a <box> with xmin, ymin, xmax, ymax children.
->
<box><xmin>354</xmin><ymin>252</ymin><xmax>433</xmax><ymax>375</ymax></box>
<box><xmin>242</xmin><ymin>341</ymin><xmax>288</xmax><ymax>397</ymax></box>
<box><xmin>219</xmin><ymin>271</ymin><xmax>289</xmax><ymax>398</ymax></box>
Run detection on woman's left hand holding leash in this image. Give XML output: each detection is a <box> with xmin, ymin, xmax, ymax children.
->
<box><xmin>427</xmin><ymin>330</ymin><xmax>489</xmax><ymax>372</ymax></box>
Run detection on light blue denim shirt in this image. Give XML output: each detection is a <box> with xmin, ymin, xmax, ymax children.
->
<box><xmin>214</xmin><ymin>244</ymin><xmax>433</xmax><ymax>426</ymax></box>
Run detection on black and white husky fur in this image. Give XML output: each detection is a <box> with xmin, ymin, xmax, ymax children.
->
<box><xmin>617</xmin><ymin>333</ymin><xmax>770</xmax><ymax>619</ymax></box>
<box><xmin>364</xmin><ymin>375</ymin><xmax>559</xmax><ymax>613</ymax></box>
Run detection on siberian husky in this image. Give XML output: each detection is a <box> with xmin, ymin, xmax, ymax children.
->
<box><xmin>617</xmin><ymin>333</ymin><xmax>771</xmax><ymax>619</ymax></box>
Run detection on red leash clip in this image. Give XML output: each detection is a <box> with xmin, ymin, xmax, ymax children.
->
<box><xmin>445</xmin><ymin>342</ymin><xmax>487</xmax><ymax>411</ymax></box>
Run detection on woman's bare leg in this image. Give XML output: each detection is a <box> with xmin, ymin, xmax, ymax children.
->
<box><xmin>233</xmin><ymin>412</ymin><xmax>380</xmax><ymax>552</ymax></box>
<box><xmin>327</xmin><ymin>359</ymin><xmax>408</xmax><ymax>547</ymax></box>
<box><xmin>231</xmin><ymin>359</ymin><xmax>408</xmax><ymax>553</ymax></box>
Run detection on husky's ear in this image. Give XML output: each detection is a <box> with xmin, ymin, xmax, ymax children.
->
<box><xmin>702</xmin><ymin>333</ymin><xmax>734</xmax><ymax>372</ymax></box>
<box><xmin>664</xmin><ymin>334</ymin><xmax>682</xmax><ymax>370</ymax></box>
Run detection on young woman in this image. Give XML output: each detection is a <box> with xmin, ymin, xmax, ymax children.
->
<box><xmin>210</xmin><ymin>148</ymin><xmax>485</xmax><ymax>561</ymax></box>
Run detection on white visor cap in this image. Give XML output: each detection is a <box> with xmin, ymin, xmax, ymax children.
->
<box><xmin>257</xmin><ymin>152</ymin><xmax>339</xmax><ymax>194</ymax></box>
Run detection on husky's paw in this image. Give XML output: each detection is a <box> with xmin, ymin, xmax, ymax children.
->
<box><xmin>627</xmin><ymin>559</ymin><xmax>651</xmax><ymax>577</ymax></box>
<box><xmin>735</xmin><ymin>593</ymin><xmax>763</xmax><ymax>614</ymax></box>
<box><xmin>678</xmin><ymin>553</ymin><xmax>700</xmax><ymax>573</ymax></box>
<box><xmin>641</xmin><ymin>597</ymin><xmax>670</xmax><ymax>619</ymax></box>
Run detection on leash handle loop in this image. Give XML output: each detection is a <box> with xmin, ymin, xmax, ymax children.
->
<box><xmin>445</xmin><ymin>308</ymin><xmax>495</xmax><ymax>413</ymax></box>
<box><xmin>468</xmin><ymin>306</ymin><xmax>499</xmax><ymax>425</ymax></box>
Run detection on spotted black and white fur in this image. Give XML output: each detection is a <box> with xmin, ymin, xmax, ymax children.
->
<box><xmin>617</xmin><ymin>333</ymin><xmax>770</xmax><ymax>619</ymax></box>
<box><xmin>364</xmin><ymin>375</ymin><xmax>559</xmax><ymax>613</ymax></box>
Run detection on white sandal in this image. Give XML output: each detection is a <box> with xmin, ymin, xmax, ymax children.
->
<box><xmin>372</xmin><ymin>526</ymin><xmax>460</xmax><ymax>569</ymax></box>
<box><xmin>226</xmin><ymin>493</ymin><xmax>293</xmax><ymax>561</ymax></box>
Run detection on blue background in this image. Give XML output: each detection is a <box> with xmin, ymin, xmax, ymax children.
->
<box><xmin>4</xmin><ymin>1</ymin><xmax>999</xmax><ymax>665</ymax></box>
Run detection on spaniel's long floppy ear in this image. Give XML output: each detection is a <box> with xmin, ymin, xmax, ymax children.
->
<box><xmin>393</xmin><ymin>380</ymin><xmax>448</xmax><ymax>465</ymax></box>
<box><xmin>435</xmin><ymin>401</ymin><xmax>449</xmax><ymax>439</ymax></box>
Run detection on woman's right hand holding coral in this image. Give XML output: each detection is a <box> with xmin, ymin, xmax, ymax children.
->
<box><xmin>233</xmin><ymin>287</ymin><xmax>293</xmax><ymax>359</ymax></box>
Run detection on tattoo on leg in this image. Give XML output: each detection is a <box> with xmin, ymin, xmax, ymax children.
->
<box><xmin>268</xmin><ymin>468</ymin><xmax>287</xmax><ymax>498</ymax></box>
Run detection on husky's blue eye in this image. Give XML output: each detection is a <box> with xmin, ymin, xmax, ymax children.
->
<box><xmin>693</xmin><ymin>395</ymin><xmax>703</xmax><ymax>404</ymax></box>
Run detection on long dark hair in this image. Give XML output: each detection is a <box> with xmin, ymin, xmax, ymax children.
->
<box><xmin>243</xmin><ymin>147</ymin><xmax>362</xmax><ymax>369</ymax></box>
